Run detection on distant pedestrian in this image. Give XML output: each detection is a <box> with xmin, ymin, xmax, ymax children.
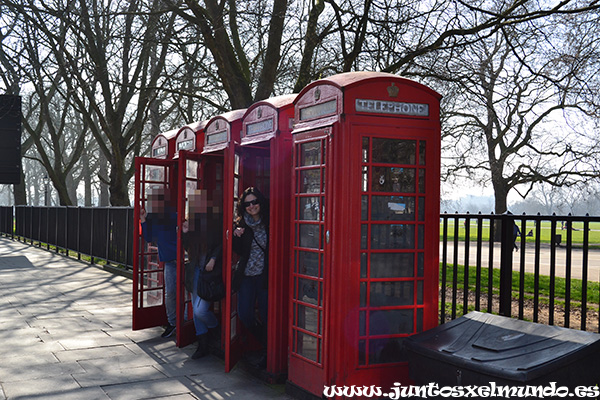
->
<box><xmin>513</xmin><ymin>221</ymin><xmax>521</xmax><ymax>251</ymax></box>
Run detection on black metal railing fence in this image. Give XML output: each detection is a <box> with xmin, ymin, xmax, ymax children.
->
<box><xmin>440</xmin><ymin>212</ymin><xmax>600</xmax><ymax>332</ymax></box>
<box><xmin>2</xmin><ymin>206</ymin><xmax>599</xmax><ymax>332</ymax></box>
<box><xmin>0</xmin><ymin>205</ymin><xmax>134</xmax><ymax>270</ymax></box>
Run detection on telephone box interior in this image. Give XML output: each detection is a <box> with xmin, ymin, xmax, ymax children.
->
<box><xmin>286</xmin><ymin>72</ymin><xmax>441</xmax><ymax>398</ymax></box>
<box><xmin>172</xmin><ymin>120</ymin><xmax>208</xmax><ymax>347</ymax></box>
<box><xmin>201</xmin><ymin>109</ymin><xmax>247</xmax><ymax>371</ymax></box>
<box><xmin>237</xmin><ymin>94</ymin><xmax>296</xmax><ymax>379</ymax></box>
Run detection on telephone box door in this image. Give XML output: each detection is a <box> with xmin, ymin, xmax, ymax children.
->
<box><xmin>288</xmin><ymin>129</ymin><xmax>332</xmax><ymax>394</ymax></box>
<box><xmin>175</xmin><ymin>151</ymin><xmax>204</xmax><ymax>347</ymax></box>
<box><xmin>225</xmin><ymin>148</ymin><xmax>244</xmax><ymax>372</ymax></box>
<box><xmin>133</xmin><ymin>157</ymin><xmax>177</xmax><ymax>330</ymax></box>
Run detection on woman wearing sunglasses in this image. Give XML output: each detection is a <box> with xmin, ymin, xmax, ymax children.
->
<box><xmin>232</xmin><ymin>186</ymin><xmax>269</xmax><ymax>368</ymax></box>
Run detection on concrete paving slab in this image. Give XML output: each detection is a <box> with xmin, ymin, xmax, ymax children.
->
<box><xmin>96</xmin><ymin>377</ymin><xmax>203</xmax><ymax>400</ymax></box>
<box><xmin>1</xmin><ymin>375</ymin><xmax>86</xmax><ymax>400</ymax></box>
<box><xmin>76</xmin><ymin>353</ymin><xmax>164</xmax><ymax>371</ymax></box>
<box><xmin>152</xmin><ymin>355</ymin><xmax>224</xmax><ymax>378</ymax></box>
<box><xmin>72</xmin><ymin>365</ymin><xmax>168</xmax><ymax>387</ymax></box>
<box><xmin>53</xmin><ymin>344</ymin><xmax>137</xmax><ymax>363</ymax></box>
<box><xmin>0</xmin><ymin>360</ymin><xmax>85</xmax><ymax>383</ymax></box>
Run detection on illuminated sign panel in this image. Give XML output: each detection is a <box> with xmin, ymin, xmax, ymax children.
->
<box><xmin>153</xmin><ymin>146</ymin><xmax>166</xmax><ymax>157</ymax></box>
<box><xmin>177</xmin><ymin>139</ymin><xmax>194</xmax><ymax>151</ymax></box>
<box><xmin>246</xmin><ymin>119</ymin><xmax>274</xmax><ymax>136</ymax></box>
<box><xmin>299</xmin><ymin>99</ymin><xmax>337</xmax><ymax>121</ymax></box>
<box><xmin>206</xmin><ymin>131</ymin><xmax>228</xmax><ymax>145</ymax></box>
<box><xmin>355</xmin><ymin>99</ymin><xmax>429</xmax><ymax>117</ymax></box>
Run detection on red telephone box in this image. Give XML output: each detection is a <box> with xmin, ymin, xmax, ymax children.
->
<box><xmin>286</xmin><ymin>72</ymin><xmax>441</xmax><ymax>397</ymax></box>
<box><xmin>173</xmin><ymin>120</ymin><xmax>208</xmax><ymax>347</ymax></box>
<box><xmin>151</xmin><ymin>128</ymin><xmax>178</xmax><ymax>159</ymax></box>
<box><xmin>239</xmin><ymin>94</ymin><xmax>296</xmax><ymax>379</ymax></box>
<box><xmin>132</xmin><ymin>123</ymin><xmax>203</xmax><ymax>343</ymax></box>
<box><xmin>200</xmin><ymin>109</ymin><xmax>246</xmax><ymax>371</ymax></box>
<box><xmin>133</xmin><ymin>158</ymin><xmax>178</xmax><ymax>331</ymax></box>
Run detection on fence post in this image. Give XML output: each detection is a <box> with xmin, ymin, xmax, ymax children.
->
<box><xmin>499</xmin><ymin>213</ymin><xmax>513</xmax><ymax>317</ymax></box>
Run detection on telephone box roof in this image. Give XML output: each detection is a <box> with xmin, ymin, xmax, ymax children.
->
<box><xmin>297</xmin><ymin>71</ymin><xmax>442</xmax><ymax>100</ymax></box>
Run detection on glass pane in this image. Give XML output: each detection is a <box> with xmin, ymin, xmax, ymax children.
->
<box><xmin>369</xmin><ymin>337</ymin><xmax>406</xmax><ymax>364</ymax></box>
<box><xmin>417</xmin><ymin>309</ymin><xmax>423</xmax><ymax>332</ymax></box>
<box><xmin>297</xmin><ymin>304</ymin><xmax>319</xmax><ymax>334</ymax></box>
<box><xmin>417</xmin><ymin>281</ymin><xmax>423</xmax><ymax>305</ymax></box>
<box><xmin>371</xmin><ymin>253</ymin><xmax>414</xmax><ymax>278</ymax></box>
<box><xmin>298</xmin><ymin>250</ymin><xmax>319</xmax><ymax>277</ymax></box>
<box><xmin>360</xmin><ymin>253</ymin><xmax>367</xmax><ymax>278</ymax></box>
<box><xmin>360</xmin><ymin>282</ymin><xmax>366</xmax><ymax>307</ymax></box>
<box><xmin>298</xmin><ymin>278</ymin><xmax>319</xmax><ymax>305</ymax></box>
<box><xmin>234</xmin><ymin>153</ymin><xmax>240</xmax><ymax>175</ymax></box>
<box><xmin>300</xmin><ymin>141</ymin><xmax>321</xmax><ymax>166</ymax></box>
<box><xmin>370</xmin><ymin>282</ymin><xmax>414</xmax><ymax>306</ymax></box>
<box><xmin>299</xmin><ymin>197</ymin><xmax>321</xmax><ymax>221</ymax></box>
<box><xmin>359</xmin><ymin>340</ymin><xmax>366</xmax><ymax>366</ymax></box>
<box><xmin>361</xmin><ymin>224</ymin><xmax>368</xmax><ymax>249</ymax></box>
<box><xmin>362</xmin><ymin>166</ymin><xmax>368</xmax><ymax>192</ymax></box>
<box><xmin>419</xmin><ymin>169</ymin><xmax>425</xmax><ymax>193</ymax></box>
<box><xmin>417</xmin><ymin>253</ymin><xmax>424</xmax><ymax>277</ymax></box>
<box><xmin>361</xmin><ymin>196</ymin><xmax>368</xmax><ymax>220</ymax></box>
<box><xmin>299</xmin><ymin>224</ymin><xmax>320</xmax><ymax>249</ymax></box>
<box><xmin>371</xmin><ymin>196</ymin><xmax>415</xmax><ymax>221</ymax></box>
<box><xmin>372</xmin><ymin>167</ymin><xmax>415</xmax><ymax>193</ymax></box>
<box><xmin>418</xmin><ymin>197</ymin><xmax>425</xmax><ymax>221</ymax></box>
<box><xmin>372</xmin><ymin>139</ymin><xmax>416</xmax><ymax>164</ymax></box>
<box><xmin>186</xmin><ymin>160</ymin><xmax>198</xmax><ymax>179</ymax></box>
<box><xmin>369</xmin><ymin>309</ymin><xmax>413</xmax><ymax>335</ymax></box>
<box><xmin>418</xmin><ymin>225</ymin><xmax>424</xmax><ymax>249</ymax></box>
<box><xmin>299</xmin><ymin>169</ymin><xmax>321</xmax><ymax>193</ymax></box>
<box><xmin>146</xmin><ymin>166</ymin><xmax>165</xmax><ymax>182</ymax></box>
<box><xmin>297</xmin><ymin>331</ymin><xmax>318</xmax><ymax>362</ymax></box>
<box><xmin>419</xmin><ymin>141</ymin><xmax>426</xmax><ymax>165</ymax></box>
<box><xmin>319</xmin><ymin>311</ymin><xmax>323</xmax><ymax>334</ymax></box>
<box><xmin>371</xmin><ymin>224</ymin><xmax>415</xmax><ymax>249</ymax></box>
<box><xmin>142</xmin><ymin>289</ymin><xmax>163</xmax><ymax>307</ymax></box>
<box><xmin>362</xmin><ymin>137</ymin><xmax>369</xmax><ymax>163</ymax></box>
<box><xmin>359</xmin><ymin>311</ymin><xmax>366</xmax><ymax>336</ymax></box>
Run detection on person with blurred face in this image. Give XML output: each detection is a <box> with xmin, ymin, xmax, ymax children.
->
<box><xmin>140</xmin><ymin>186</ymin><xmax>178</xmax><ymax>338</ymax></box>
<box><xmin>182</xmin><ymin>189</ymin><xmax>223</xmax><ymax>359</ymax></box>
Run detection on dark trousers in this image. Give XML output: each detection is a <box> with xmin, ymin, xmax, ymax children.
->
<box><xmin>238</xmin><ymin>274</ymin><xmax>268</xmax><ymax>344</ymax></box>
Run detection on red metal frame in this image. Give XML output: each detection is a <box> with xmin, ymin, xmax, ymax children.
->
<box><xmin>287</xmin><ymin>72</ymin><xmax>442</xmax><ymax>396</ymax></box>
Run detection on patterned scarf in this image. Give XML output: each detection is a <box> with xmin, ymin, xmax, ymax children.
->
<box><xmin>244</xmin><ymin>213</ymin><xmax>267</xmax><ymax>276</ymax></box>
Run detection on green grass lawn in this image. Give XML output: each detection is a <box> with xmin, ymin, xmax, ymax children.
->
<box><xmin>441</xmin><ymin>220</ymin><xmax>600</xmax><ymax>246</ymax></box>
<box><xmin>441</xmin><ymin>263</ymin><xmax>600</xmax><ymax>307</ymax></box>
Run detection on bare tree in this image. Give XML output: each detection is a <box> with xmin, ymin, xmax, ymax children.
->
<box><xmin>434</xmin><ymin>13</ymin><xmax>600</xmax><ymax>214</ymax></box>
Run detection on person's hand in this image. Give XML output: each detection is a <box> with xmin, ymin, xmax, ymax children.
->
<box><xmin>140</xmin><ymin>209</ymin><xmax>147</xmax><ymax>223</ymax></box>
<box><xmin>205</xmin><ymin>258</ymin><xmax>215</xmax><ymax>272</ymax></box>
<box><xmin>233</xmin><ymin>227</ymin><xmax>245</xmax><ymax>237</ymax></box>
<box><xmin>182</xmin><ymin>220</ymin><xmax>189</xmax><ymax>233</ymax></box>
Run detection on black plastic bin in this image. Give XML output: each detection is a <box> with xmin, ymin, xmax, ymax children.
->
<box><xmin>405</xmin><ymin>312</ymin><xmax>600</xmax><ymax>388</ymax></box>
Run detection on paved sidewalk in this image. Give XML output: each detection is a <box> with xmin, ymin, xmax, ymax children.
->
<box><xmin>0</xmin><ymin>237</ymin><xmax>292</xmax><ymax>400</ymax></box>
